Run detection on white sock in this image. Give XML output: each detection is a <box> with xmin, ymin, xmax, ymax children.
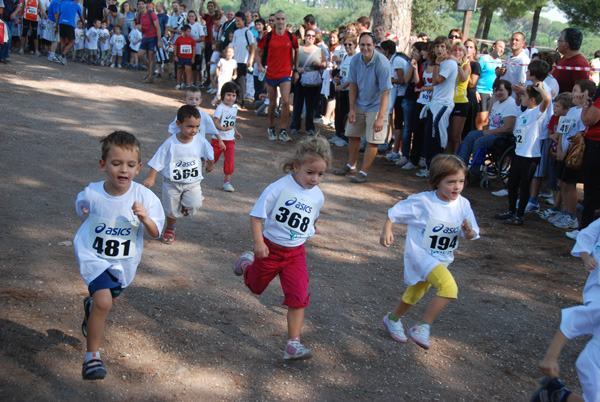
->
<box><xmin>359</xmin><ymin>170</ymin><xmax>367</xmax><ymax>176</ymax></box>
<box><xmin>85</xmin><ymin>351</ymin><xmax>101</xmax><ymax>361</ymax></box>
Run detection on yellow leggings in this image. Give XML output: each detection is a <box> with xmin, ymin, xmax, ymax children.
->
<box><xmin>402</xmin><ymin>264</ymin><xmax>458</xmax><ymax>305</ymax></box>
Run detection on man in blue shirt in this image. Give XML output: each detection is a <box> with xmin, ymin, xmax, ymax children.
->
<box><xmin>0</xmin><ymin>0</ymin><xmax>22</xmax><ymax>63</ymax></box>
<box><xmin>56</xmin><ymin>0</ymin><xmax>85</xmax><ymax>65</ymax></box>
<box><xmin>333</xmin><ymin>32</ymin><xmax>392</xmax><ymax>183</ymax></box>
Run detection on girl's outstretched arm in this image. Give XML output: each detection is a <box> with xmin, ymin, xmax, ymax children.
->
<box><xmin>250</xmin><ymin>216</ymin><xmax>269</xmax><ymax>259</ymax></box>
<box><xmin>380</xmin><ymin>218</ymin><xmax>394</xmax><ymax>247</ymax></box>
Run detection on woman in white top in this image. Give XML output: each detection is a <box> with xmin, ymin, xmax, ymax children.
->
<box><xmin>188</xmin><ymin>11</ymin><xmax>206</xmax><ymax>87</ymax></box>
<box><xmin>331</xmin><ymin>33</ymin><xmax>357</xmax><ymax>147</ymax></box>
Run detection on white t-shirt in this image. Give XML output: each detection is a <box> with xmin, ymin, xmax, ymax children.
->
<box><xmin>212</xmin><ymin>103</ymin><xmax>238</xmax><ymax>141</ymax></box>
<box><xmin>387</xmin><ymin>191</ymin><xmax>479</xmax><ymax>286</ymax></box>
<box><xmin>99</xmin><ymin>28</ymin><xmax>111</xmax><ymax>51</ymax></box>
<box><xmin>147</xmin><ymin>134</ymin><xmax>214</xmax><ymax>182</ymax></box>
<box><xmin>338</xmin><ymin>53</ymin><xmax>354</xmax><ymax>91</ymax></box>
<box><xmin>250</xmin><ymin>174</ymin><xmax>324</xmax><ymax>248</ymax></box>
<box><xmin>544</xmin><ymin>75</ymin><xmax>559</xmax><ymax>99</ymax></box>
<box><xmin>431</xmin><ymin>59</ymin><xmax>458</xmax><ymax>107</ymax></box>
<box><xmin>110</xmin><ymin>33</ymin><xmax>126</xmax><ymax>52</ymax></box>
<box><xmin>514</xmin><ymin>105</ymin><xmax>547</xmax><ymax>157</ymax></box>
<box><xmin>129</xmin><ymin>29</ymin><xmax>142</xmax><ymax>51</ymax></box>
<box><xmin>168</xmin><ymin>109</ymin><xmax>219</xmax><ymax>138</ymax></box>
<box><xmin>571</xmin><ymin>218</ymin><xmax>600</xmax><ymax>305</ymax></box>
<box><xmin>391</xmin><ymin>54</ymin><xmax>408</xmax><ymax>96</ymax></box>
<box><xmin>74</xmin><ymin>28</ymin><xmax>86</xmax><ymax>50</ymax></box>
<box><xmin>503</xmin><ymin>51</ymin><xmax>530</xmax><ymax>88</ymax></box>
<box><xmin>417</xmin><ymin>68</ymin><xmax>433</xmax><ymax>105</ymax></box>
<box><xmin>73</xmin><ymin>181</ymin><xmax>165</xmax><ymax>288</ymax></box>
<box><xmin>559</xmin><ymin>107</ymin><xmax>586</xmax><ymax>151</ymax></box>
<box><xmin>209</xmin><ymin>50</ymin><xmax>220</xmax><ymax>73</ymax></box>
<box><xmin>217</xmin><ymin>58</ymin><xmax>237</xmax><ymax>83</ymax></box>
<box><xmin>232</xmin><ymin>27</ymin><xmax>255</xmax><ymax>64</ymax></box>
<box><xmin>189</xmin><ymin>22</ymin><xmax>206</xmax><ymax>53</ymax></box>
<box><xmin>85</xmin><ymin>26</ymin><xmax>99</xmax><ymax>50</ymax></box>
<box><xmin>488</xmin><ymin>97</ymin><xmax>520</xmax><ymax>130</ymax></box>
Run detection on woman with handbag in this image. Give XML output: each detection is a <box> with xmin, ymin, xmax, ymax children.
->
<box><xmin>290</xmin><ymin>29</ymin><xmax>326</xmax><ymax>136</ymax></box>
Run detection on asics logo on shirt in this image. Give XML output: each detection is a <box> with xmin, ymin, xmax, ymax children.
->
<box><xmin>432</xmin><ymin>223</ymin><xmax>460</xmax><ymax>234</ymax></box>
<box><xmin>95</xmin><ymin>223</ymin><xmax>132</xmax><ymax>236</ymax></box>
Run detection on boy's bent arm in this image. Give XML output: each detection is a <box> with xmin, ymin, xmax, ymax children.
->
<box><xmin>132</xmin><ymin>202</ymin><xmax>160</xmax><ymax>238</ymax></box>
<box><xmin>380</xmin><ymin>218</ymin><xmax>394</xmax><ymax>247</ymax></box>
<box><xmin>143</xmin><ymin>168</ymin><xmax>158</xmax><ymax>188</ymax></box>
<box><xmin>251</xmin><ymin>216</ymin><xmax>269</xmax><ymax>258</ymax></box>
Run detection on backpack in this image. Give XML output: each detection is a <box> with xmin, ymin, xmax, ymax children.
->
<box><xmin>136</xmin><ymin>9</ymin><xmax>156</xmax><ymax>36</ymax></box>
<box><xmin>261</xmin><ymin>30</ymin><xmax>295</xmax><ymax>69</ymax></box>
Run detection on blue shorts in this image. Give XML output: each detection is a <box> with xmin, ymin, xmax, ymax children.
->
<box><xmin>140</xmin><ymin>36</ymin><xmax>158</xmax><ymax>52</ymax></box>
<box><xmin>88</xmin><ymin>270</ymin><xmax>123</xmax><ymax>298</ymax></box>
<box><xmin>176</xmin><ymin>58</ymin><xmax>192</xmax><ymax>69</ymax></box>
<box><xmin>265</xmin><ymin>76</ymin><xmax>291</xmax><ymax>88</ymax></box>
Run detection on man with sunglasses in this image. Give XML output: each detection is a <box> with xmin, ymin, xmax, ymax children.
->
<box><xmin>333</xmin><ymin>31</ymin><xmax>392</xmax><ymax>183</ymax></box>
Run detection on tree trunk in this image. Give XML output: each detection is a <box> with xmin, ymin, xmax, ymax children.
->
<box><xmin>370</xmin><ymin>0</ymin><xmax>411</xmax><ymax>53</ymax></box>
<box><xmin>475</xmin><ymin>6</ymin><xmax>487</xmax><ymax>38</ymax></box>
<box><xmin>240</xmin><ymin>0</ymin><xmax>261</xmax><ymax>13</ymax></box>
<box><xmin>482</xmin><ymin>8</ymin><xmax>493</xmax><ymax>40</ymax></box>
<box><xmin>530</xmin><ymin>5</ymin><xmax>541</xmax><ymax>43</ymax></box>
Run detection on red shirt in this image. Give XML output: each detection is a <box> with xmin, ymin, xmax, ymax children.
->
<box><xmin>585</xmin><ymin>97</ymin><xmax>600</xmax><ymax>141</ymax></box>
<box><xmin>202</xmin><ymin>13</ymin><xmax>214</xmax><ymax>43</ymax></box>
<box><xmin>139</xmin><ymin>11</ymin><xmax>158</xmax><ymax>38</ymax></box>
<box><xmin>548</xmin><ymin>114</ymin><xmax>559</xmax><ymax>156</ymax></box>
<box><xmin>257</xmin><ymin>31</ymin><xmax>299</xmax><ymax>80</ymax></box>
<box><xmin>174</xmin><ymin>36</ymin><xmax>195</xmax><ymax>58</ymax></box>
<box><xmin>554</xmin><ymin>53</ymin><xmax>590</xmax><ymax>93</ymax></box>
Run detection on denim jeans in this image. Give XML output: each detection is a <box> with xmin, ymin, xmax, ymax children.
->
<box><xmin>401</xmin><ymin>98</ymin><xmax>416</xmax><ymax>157</ymax></box>
<box><xmin>1</xmin><ymin>19</ymin><xmax>14</xmax><ymax>59</ymax></box>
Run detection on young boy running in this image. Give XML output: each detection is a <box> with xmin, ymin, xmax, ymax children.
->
<box><xmin>74</xmin><ymin>131</ymin><xmax>164</xmax><ymax>380</ymax></box>
<box><xmin>144</xmin><ymin>105</ymin><xmax>215</xmax><ymax>244</ymax></box>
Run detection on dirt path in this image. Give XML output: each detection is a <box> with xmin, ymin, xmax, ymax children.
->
<box><xmin>0</xmin><ymin>56</ymin><xmax>588</xmax><ymax>401</ymax></box>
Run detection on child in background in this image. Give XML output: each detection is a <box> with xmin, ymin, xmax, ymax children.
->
<box><xmin>85</xmin><ymin>19</ymin><xmax>101</xmax><ymax>65</ymax></box>
<box><xmin>173</xmin><ymin>24</ymin><xmax>196</xmax><ymax>90</ymax></box>
<box><xmin>531</xmin><ymin>217</ymin><xmax>600</xmax><ymax>402</ymax></box>
<box><xmin>494</xmin><ymin>82</ymin><xmax>550</xmax><ymax>225</ymax></box>
<box><xmin>539</xmin><ymin>93</ymin><xmax>573</xmax><ymax>222</ymax></box>
<box><xmin>109</xmin><ymin>25</ymin><xmax>126</xmax><ymax>68</ymax></box>
<box><xmin>98</xmin><ymin>21</ymin><xmax>111</xmax><ymax>66</ymax></box>
<box><xmin>554</xmin><ymin>80</ymin><xmax>597</xmax><ymax>231</ymax></box>
<box><xmin>207</xmin><ymin>40</ymin><xmax>223</xmax><ymax>94</ymax></box>
<box><xmin>233</xmin><ymin>135</ymin><xmax>332</xmax><ymax>360</ymax></box>
<box><xmin>74</xmin><ymin>131</ymin><xmax>164</xmax><ymax>380</ymax></box>
<box><xmin>74</xmin><ymin>20</ymin><xmax>86</xmax><ymax>62</ymax></box>
<box><xmin>144</xmin><ymin>105</ymin><xmax>215</xmax><ymax>244</ymax></box>
<box><xmin>167</xmin><ymin>87</ymin><xmax>219</xmax><ymax>139</ymax></box>
<box><xmin>214</xmin><ymin>45</ymin><xmax>237</xmax><ymax>105</ymax></box>
<box><xmin>128</xmin><ymin>21</ymin><xmax>142</xmax><ymax>68</ymax></box>
<box><xmin>211</xmin><ymin>82</ymin><xmax>242</xmax><ymax>192</ymax></box>
<box><xmin>380</xmin><ymin>154</ymin><xmax>479</xmax><ymax>349</ymax></box>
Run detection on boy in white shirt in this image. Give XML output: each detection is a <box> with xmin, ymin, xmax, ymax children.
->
<box><xmin>109</xmin><ymin>25</ymin><xmax>126</xmax><ymax>68</ymax></box>
<box><xmin>98</xmin><ymin>21</ymin><xmax>111</xmax><ymax>66</ymax></box>
<box><xmin>128</xmin><ymin>21</ymin><xmax>142</xmax><ymax>68</ymax></box>
<box><xmin>494</xmin><ymin>82</ymin><xmax>550</xmax><ymax>225</ymax></box>
<box><xmin>75</xmin><ymin>131</ymin><xmax>164</xmax><ymax>380</ymax></box>
<box><xmin>85</xmin><ymin>19</ymin><xmax>101</xmax><ymax>65</ymax></box>
<box><xmin>143</xmin><ymin>105</ymin><xmax>215</xmax><ymax>244</ymax></box>
<box><xmin>167</xmin><ymin>86</ymin><xmax>220</xmax><ymax>139</ymax></box>
<box><xmin>74</xmin><ymin>20</ymin><xmax>86</xmax><ymax>62</ymax></box>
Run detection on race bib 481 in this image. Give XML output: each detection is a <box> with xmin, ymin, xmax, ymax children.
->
<box><xmin>88</xmin><ymin>215</ymin><xmax>139</xmax><ymax>260</ymax></box>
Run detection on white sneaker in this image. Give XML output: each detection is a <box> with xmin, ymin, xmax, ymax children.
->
<box><xmin>384</xmin><ymin>152</ymin><xmax>400</xmax><ymax>162</ymax></box>
<box><xmin>408</xmin><ymin>323</ymin><xmax>431</xmax><ymax>349</ymax></box>
<box><xmin>329</xmin><ymin>135</ymin><xmax>341</xmax><ymax>144</ymax></box>
<box><xmin>268</xmin><ymin>127</ymin><xmax>277</xmax><ymax>141</ymax></box>
<box><xmin>333</xmin><ymin>138</ymin><xmax>348</xmax><ymax>147</ymax></box>
<box><xmin>539</xmin><ymin>208</ymin><xmax>561</xmax><ymax>221</ymax></box>
<box><xmin>118</xmin><ymin>64</ymin><xmax>122</xmax><ymax>69</ymax></box>
<box><xmin>566</xmin><ymin>230</ymin><xmax>580</xmax><ymax>240</ymax></box>
<box><xmin>524</xmin><ymin>202</ymin><xmax>540</xmax><ymax>214</ymax></box>
<box><xmin>395</xmin><ymin>156</ymin><xmax>409</xmax><ymax>166</ymax></box>
<box><xmin>174</xmin><ymin>84</ymin><xmax>182</xmax><ymax>90</ymax></box>
<box><xmin>418</xmin><ymin>157</ymin><xmax>427</xmax><ymax>168</ymax></box>
<box><xmin>110</xmin><ymin>63</ymin><xmax>115</xmax><ymax>68</ymax></box>
<box><xmin>283</xmin><ymin>340</ymin><xmax>313</xmax><ymax>360</ymax></box>
<box><xmin>223</xmin><ymin>182</ymin><xmax>235</xmax><ymax>192</ymax></box>
<box><xmin>402</xmin><ymin>161</ymin><xmax>418</xmax><ymax>170</ymax></box>
<box><xmin>382</xmin><ymin>313</ymin><xmax>407</xmax><ymax>343</ymax></box>
<box><xmin>415</xmin><ymin>168</ymin><xmax>429</xmax><ymax>178</ymax></box>
<box><xmin>492</xmin><ymin>189</ymin><xmax>509</xmax><ymax>197</ymax></box>
<box><xmin>539</xmin><ymin>190</ymin><xmax>553</xmax><ymax>198</ymax></box>
<box><xmin>233</xmin><ymin>251</ymin><xmax>254</xmax><ymax>276</ymax></box>
<box><xmin>545</xmin><ymin>197</ymin><xmax>554</xmax><ymax>205</ymax></box>
<box><xmin>549</xmin><ymin>211</ymin><xmax>566</xmax><ymax>225</ymax></box>
<box><xmin>553</xmin><ymin>215</ymin><xmax>579</xmax><ymax>229</ymax></box>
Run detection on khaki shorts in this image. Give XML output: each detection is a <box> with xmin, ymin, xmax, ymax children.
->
<box><xmin>162</xmin><ymin>179</ymin><xmax>204</xmax><ymax>219</ymax></box>
<box><xmin>345</xmin><ymin>107</ymin><xmax>389</xmax><ymax>145</ymax></box>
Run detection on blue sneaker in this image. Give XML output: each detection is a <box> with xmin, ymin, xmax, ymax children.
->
<box><xmin>530</xmin><ymin>377</ymin><xmax>571</xmax><ymax>402</ymax></box>
<box><xmin>82</xmin><ymin>357</ymin><xmax>106</xmax><ymax>380</ymax></box>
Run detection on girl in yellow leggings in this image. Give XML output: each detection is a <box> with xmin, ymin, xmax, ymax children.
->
<box><xmin>380</xmin><ymin>154</ymin><xmax>479</xmax><ymax>349</ymax></box>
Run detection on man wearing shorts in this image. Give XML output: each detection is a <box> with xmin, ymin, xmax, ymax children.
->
<box><xmin>136</xmin><ymin>0</ymin><xmax>163</xmax><ymax>83</ymax></box>
<box><xmin>56</xmin><ymin>0</ymin><xmax>84</xmax><ymax>65</ymax></box>
<box><xmin>19</xmin><ymin>0</ymin><xmax>45</xmax><ymax>55</ymax></box>
<box><xmin>256</xmin><ymin>10</ymin><xmax>298</xmax><ymax>142</ymax></box>
<box><xmin>333</xmin><ymin>32</ymin><xmax>391</xmax><ymax>183</ymax></box>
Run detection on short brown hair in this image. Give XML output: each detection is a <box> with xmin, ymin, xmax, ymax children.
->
<box><xmin>428</xmin><ymin>154</ymin><xmax>467</xmax><ymax>190</ymax></box>
<box><xmin>100</xmin><ymin>131</ymin><xmax>141</xmax><ymax>162</ymax></box>
<box><xmin>554</xmin><ymin>92</ymin><xmax>574</xmax><ymax>110</ymax></box>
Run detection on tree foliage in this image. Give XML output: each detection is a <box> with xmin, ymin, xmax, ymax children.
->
<box><xmin>556</xmin><ymin>0</ymin><xmax>600</xmax><ymax>34</ymax></box>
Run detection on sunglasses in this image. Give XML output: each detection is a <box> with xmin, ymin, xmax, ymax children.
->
<box><xmin>252</xmin><ymin>14</ymin><xmax>258</xmax><ymax>18</ymax></box>
<box><xmin>448</xmin><ymin>35</ymin><xmax>461</xmax><ymax>39</ymax></box>
<box><xmin>344</xmin><ymin>42</ymin><xmax>354</xmax><ymax>46</ymax></box>
<box><xmin>360</xmin><ymin>32</ymin><xmax>374</xmax><ymax>38</ymax></box>
<box><xmin>306</xmin><ymin>34</ymin><xmax>315</xmax><ymax>38</ymax></box>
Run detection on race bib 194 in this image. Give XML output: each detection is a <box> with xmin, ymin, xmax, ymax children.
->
<box><xmin>170</xmin><ymin>157</ymin><xmax>200</xmax><ymax>183</ymax></box>
<box><xmin>422</xmin><ymin>217</ymin><xmax>461</xmax><ymax>254</ymax></box>
<box><xmin>271</xmin><ymin>189</ymin><xmax>318</xmax><ymax>240</ymax></box>
<box><xmin>88</xmin><ymin>215</ymin><xmax>138</xmax><ymax>260</ymax></box>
